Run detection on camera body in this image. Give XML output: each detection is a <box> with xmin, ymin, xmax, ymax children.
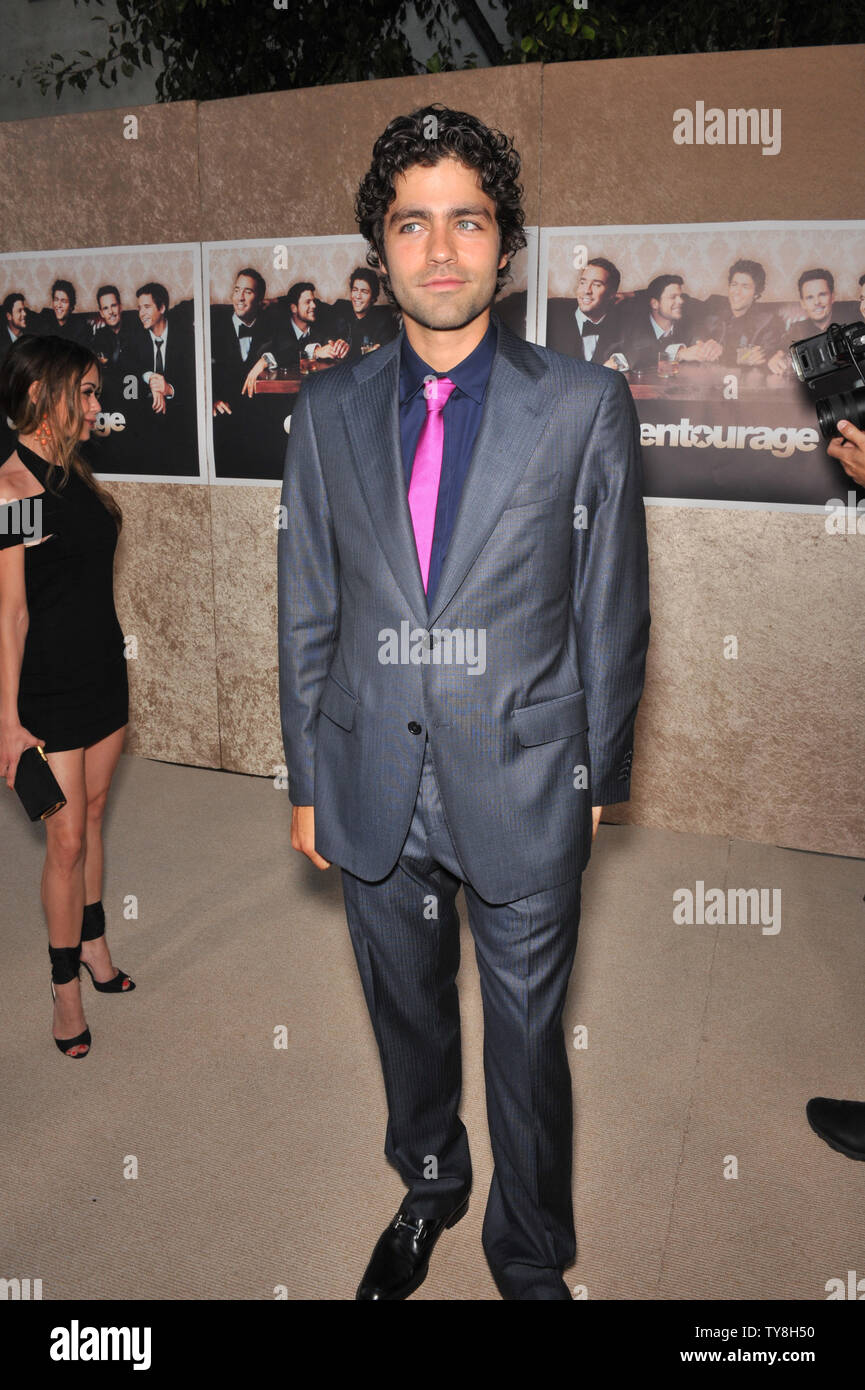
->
<box><xmin>790</xmin><ymin>321</ymin><xmax>865</xmax><ymax>439</ymax></box>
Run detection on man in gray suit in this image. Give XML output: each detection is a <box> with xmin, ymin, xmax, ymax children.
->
<box><xmin>278</xmin><ymin>104</ymin><xmax>651</xmax><ymax>1300</ymax></box>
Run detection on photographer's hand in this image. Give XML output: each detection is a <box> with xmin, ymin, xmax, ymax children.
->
<box><xmin>827</xmin><ymin>419</ymin><xmax>865</xmax><ymax>487</ymax></box>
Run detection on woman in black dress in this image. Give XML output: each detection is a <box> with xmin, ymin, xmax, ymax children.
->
<box><xmin>0</xmin><ymin>335</ymin><xmax>134</xmax><ymax>1059</ymax></box>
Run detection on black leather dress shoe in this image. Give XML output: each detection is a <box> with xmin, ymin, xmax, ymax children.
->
<box><xmin>355</xmin><ymin>1195</ymin><xmax>469</xmax><ymax>1300</ymax></box>
<box><xmin>806</xmin><ymin>1097</ymin><xmax>865</xmax><ymax>1160</ymax></box>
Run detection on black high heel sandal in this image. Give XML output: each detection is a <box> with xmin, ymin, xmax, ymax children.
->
<box><xmin>78</xmin><ymin>900</ymin><xmax>135</xmax><ymax>994</ymax></box>
<box><xmin>49</xmin><ymin>942</ymin><xmax>91</xmax><ymax>1059</ymax></box>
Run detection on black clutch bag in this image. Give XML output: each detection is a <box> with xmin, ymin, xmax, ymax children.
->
<box><xmin>14</xmin><ymin>744</ymin><xmax>66</xmax><ymax>821</ymax></box>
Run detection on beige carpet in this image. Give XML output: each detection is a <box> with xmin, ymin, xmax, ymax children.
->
<box><xmin>1</xmin><ymin>753</ymin><xmax>862</xmax><ymax>1300</ymax></box>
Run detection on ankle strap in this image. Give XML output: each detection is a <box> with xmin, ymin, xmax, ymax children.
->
<box><xmin>81</xmin><ymin>900</ymin><xmax>105</xmax><ymax>941</ymax></box>
<box><xmin>49</xmin><ymin>942</ymin><xmax>81</xmax><ymax>984</ymax></box>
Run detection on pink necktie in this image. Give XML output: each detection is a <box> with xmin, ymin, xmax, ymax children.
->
<box><xmin>408</xmin><ymin>376</ymin><xmax>456</xmax><ymax>593</ymax></box>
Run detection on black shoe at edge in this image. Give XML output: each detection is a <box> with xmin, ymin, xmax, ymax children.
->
<box><xmin>355</xmin><ymin>1195</ymin><xmax>469</xmax><ymax>1300</ymax></box>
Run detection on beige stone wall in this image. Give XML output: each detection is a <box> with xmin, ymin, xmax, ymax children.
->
<box><xmin>1</xmin><ymin>49</ymin><xmax>862</xmax><ymax>855</ymax></box>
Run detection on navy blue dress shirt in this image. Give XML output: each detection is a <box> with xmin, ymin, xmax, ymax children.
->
<box><xmin>399</xmin><ymin>317</ymin><xmax>497</xmax><ymax>609</ymax></box>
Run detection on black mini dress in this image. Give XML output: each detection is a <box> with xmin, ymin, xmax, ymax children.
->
<box><xmin>0</xmin><ymin>440</ymin><xmax>128</xmax><ymax>752</ymax></box>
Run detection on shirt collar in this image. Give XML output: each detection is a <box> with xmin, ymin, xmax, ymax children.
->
<box><xmin>574</xmin><ymin>306</ymin><xmax>604</xmax><ymax>330</ymax></box>
<box><xmin>399</xmin><ymin>315</ymin><xmax>497</xmax><ymax>407</ymax></box>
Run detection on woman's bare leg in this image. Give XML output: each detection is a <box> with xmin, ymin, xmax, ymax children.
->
<box><xmin>79</xmin><ymin>725</ymin><xmax>127</xmax><ymax>985</ymax></box>
<box><xmin>42</xmin><ymin>747</ymin><xmax>88</xmax><ymax>1054</ymax></box>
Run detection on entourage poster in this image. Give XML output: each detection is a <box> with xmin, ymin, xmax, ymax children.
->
<box><xmin>204</xmin><ymin>231</ymin><xmax>538</xmax><ymax>484</ymax></box>
<box><xmin>8</xmin><ymin>224</ymin><xmax>862</xmax><ymax>507</ymax></box>
<box><xmin>0</xmin><ymin>243</ymin><xmax>207</xmax><ymax>482</ymax></box>
<box><xmin>538</xmin><ymin>221</ymin><xmax>865</xmax><ymax>510</ymax></box>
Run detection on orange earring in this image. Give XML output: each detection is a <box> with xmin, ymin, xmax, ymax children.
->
<box><xmin>34</xmin><ymin>415</ymin><xmax>52</xmax><ymax>447</ymax></box>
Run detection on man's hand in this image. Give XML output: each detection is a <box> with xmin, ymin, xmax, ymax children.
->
<box><xmin>291</xmin><ymin>804</ymin><xmax>331</xmax><ymax>869</ymax></box>
<box><xmin>150</xmin><ymin>387</ymin><xmax>167</xmax><ymax>414</ymax></box>
<box><xmin>737</xmin><ymin>344</ymin><xmax>766</xmax><ymax>366</ymax></box>
<box><xmin>213</xmin><ymin>399</ymin><xmax>232</xmax><ymax>416</ymax></box>
<box><xmin>313</xmin><ymin>339</ymin><xmax>350</xmax><ymax>361</ymax></box>
<box><xmin>676</xmin><ymin>339</ymin><xmax>722</xmax><ymax>363</ymax></box>
<box><xmin>767</xmin><ymin>348</ymin><xmax>788</xmax><ymax>376</ymax></box>
<box><xmin>242</xmin><ymin>356</ymin><xmax>270</xmax><ymax>396</ymax></box>
<box><xmin>827</xmin><ymin>418</ymin><xmax>865</xmax><ymax>486</ymax></box>
<box><xmin>149</xmin><ymin>371</ymin><xmax>169</xmax><ymax>397</ymax></box>
<box><xmin>592</xmin><ymin>805</ymin><xmax>603</xmax><ymax>841</ymax></box>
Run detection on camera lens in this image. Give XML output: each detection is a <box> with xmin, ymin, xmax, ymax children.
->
<box><xmin>816</xmin><ymin>386</ymin><xmax>865</xmax><ymax>440</ymax></box>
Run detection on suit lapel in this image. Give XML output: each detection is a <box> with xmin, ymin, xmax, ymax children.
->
<box><xmin>339</xmin><ymin>310</ymin><xmax>552</xmax><ymax>626</ymax></box>
<box><xmin>339</xmin><ymin>333</ymin><xmax>427</xmax><ymax>621</ymax></box>
<box><xmin>427</xmin><ymin>319</ymin><xmax>550</xmax><ymax>623</ymax></box>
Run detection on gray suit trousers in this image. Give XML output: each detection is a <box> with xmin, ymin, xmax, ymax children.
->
<box><xmin>340</xmin><ymin>735</ymin><xmax>582</xmax><ymax>1298</ymax></box>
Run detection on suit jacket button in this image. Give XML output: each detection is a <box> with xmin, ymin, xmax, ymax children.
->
<box><xmin>407</xmin><ymin>721</ymin><xmax>422</xmax><ymax>735</ymax></box>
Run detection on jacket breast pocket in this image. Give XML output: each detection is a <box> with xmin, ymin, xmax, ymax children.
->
<box><xmin>318</xmin><ymin>671</ymin><xmax>358</xmax><ymax>732</ymax></box>
<box><xmin>502</xmin><ymin>470</ymin><xmax>562</xmax><ymax>511</ymax></box>
<box><xmin>512</xmin><ymin>688</ymin><xmax>588</xmax><ymax>746</ymax></box>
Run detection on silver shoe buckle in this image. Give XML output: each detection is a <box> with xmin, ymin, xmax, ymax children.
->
<box><xmin>394</xmin><ymin>1212</ymin><xmax>424</xmax><ymax>1238</ymax></box>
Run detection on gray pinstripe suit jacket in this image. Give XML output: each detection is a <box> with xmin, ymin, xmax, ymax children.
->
<box><xmin>278</xmin><ymin>308</ymin><xmax>650</xmax><ymax>903</ymax></box>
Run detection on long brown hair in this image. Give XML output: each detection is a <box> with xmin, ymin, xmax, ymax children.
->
<box><xmin>0</xmin><ymin>334</ymin><xmax>122</xmax><ymax>531</ymax></box>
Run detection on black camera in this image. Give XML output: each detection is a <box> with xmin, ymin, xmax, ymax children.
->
<box><xmin>789</xmin><ymin>321</ymin><xmax>865</xmax><ymax>440</ymax></box>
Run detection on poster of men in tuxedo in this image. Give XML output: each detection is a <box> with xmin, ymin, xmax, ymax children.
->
<box><xmin>0</xmin><ymin>243</ymin><xmax>207</xmax><ymax>482</ymax></box>
<box><xmin>204</xmin><ymin>231</ymin><xmax>537</xmax><ymax>483</ymax></box>
<box><xmin>538</xmin><ymin>222</ymin><xmax>865</xmax><ymax>509</ymax></box>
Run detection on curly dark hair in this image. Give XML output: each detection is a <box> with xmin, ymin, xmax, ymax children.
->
<box><xmin>349</xmin><ymin>266</ymin><xmax>381</xmax><ymax>300</ymax></box>
<box><xmin>354</xmin><ymin>103</ymin><xmax>527</xmax><ymax>308</ymax></box>
<box><xmin>50</xmin><ymin>278</ymin><xmax>77</xmax><ymax>312</ymax></box>
<box><xmin>728</xmin><ymin>258</ymin><xmax>766</xmax><ymax>296</ymax></box>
